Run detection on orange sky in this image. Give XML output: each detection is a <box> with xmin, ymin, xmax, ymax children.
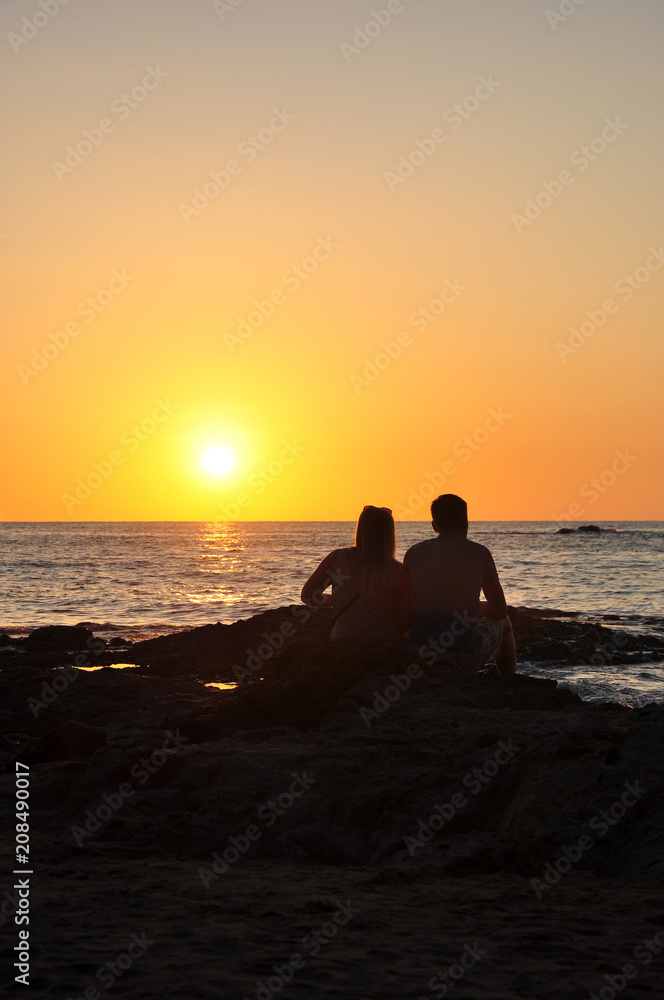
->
<box><xmin>1</xmin><ymin>0</ymin><xmax>663</xmax><ymax>521</ymax></box>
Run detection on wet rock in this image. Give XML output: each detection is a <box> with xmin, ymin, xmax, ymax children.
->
<box><xmin>25</xmin><ymin>625</ymin><xmax>99</xmax><ymax>652</ymax></box>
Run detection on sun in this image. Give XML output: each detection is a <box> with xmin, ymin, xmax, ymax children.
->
<box><xmin>202</xmin><ymin>445</ymin><xmax>236</xmax><ymax>476</ymax></box>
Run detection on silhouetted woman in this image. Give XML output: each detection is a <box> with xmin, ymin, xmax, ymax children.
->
<box><xmin>301</xmin><ymin>506</ymin><xmax>411</xmax><ymax>639</ymax></box>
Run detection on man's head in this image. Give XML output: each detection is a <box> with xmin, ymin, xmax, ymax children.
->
<box><xmin>431</xmin><ymin>494</ymin><xmax>468</xmax><ymax>537</ymax></box>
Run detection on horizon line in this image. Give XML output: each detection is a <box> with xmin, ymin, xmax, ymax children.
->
<box><xmin>0</xmin><ymin>519</ymin><xmax>660</xmax><ymax>525</ymax></box>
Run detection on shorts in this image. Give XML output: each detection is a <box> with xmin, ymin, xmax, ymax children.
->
<box><xmin>432</xmin><ymin>617</ymin><xmax>504</xmax><ymax>672</ymax></box>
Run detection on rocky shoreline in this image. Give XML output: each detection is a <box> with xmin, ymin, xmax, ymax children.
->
<box><xmin>2</xmin><ymin>603</ymin><xmax>663</xmax><ymax>679</ymax></box>
<box><xmin>2</xmin><ymin>607</ymin><xmax>664</xmax><ymax>998</ymax></box>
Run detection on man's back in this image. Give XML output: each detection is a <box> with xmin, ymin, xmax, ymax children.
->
<box><xmin>404</xmin><ymin>530</ymin><xmax>506</xmax><ymax>649</ymax></box>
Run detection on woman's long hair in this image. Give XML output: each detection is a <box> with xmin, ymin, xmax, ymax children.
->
<box><xmin>352</xmin><ymin>506</ymin><xmax>396</xmax><ymax>589</ymax></box>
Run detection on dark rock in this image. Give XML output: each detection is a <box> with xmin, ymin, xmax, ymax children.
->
<box><xmin>128</xmin><ymin>605</ymin><xmax>333</xmax><ymax>680</ymax></box>
<box><xmin>3</xmin><ymin>623</ymin><xmax>664</xmax><ymax>887</ymax></box>
<box><xmin>578</xmin><ymin>524</ymin><xmax>601</xmax><ymax>532</ymax></box>
<box><xmin>179</xmin><ymin>638</ymin><xmax>583</xmax><ymax>744</ymax></box>
<box><xmin>556</xmin><ymin>527</ymin><xmax>576</xmax><ymax>534</ymax></box>
<box><xmin>12</xmin><ymin>606</ymin><xmax>664</xmax><ymax>678</ymax></box>
<box><xmin>3</xmin><ymin>606</ymin><xmax>664</xmax><ymax>998</ymax></box>
<box><xmin>0</xmin><ymin>634</ymin><xmax>13</xmax><ymax>647</ymax></box>
<box><xmin>20</xmin><ymin>720</ymin><xmax>107</xmax><ymax>765</ymax></box>
<box><xmin>24</xmin><ymin>625</ymin><xmax>100</xmax><ymax>652</ymax></box>
<box><xmin>97</xmin><ymin>605</ymin><xmax>664</xmax><ymax>679</ymax></box>
<box><xmin>509</xmin><ymin>606</ymin><xmax>579</xmax><ymax>618</ymax></box>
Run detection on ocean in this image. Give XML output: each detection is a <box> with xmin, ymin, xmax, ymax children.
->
<box><xmin>1</xmin><ymin>521</ymin><xmax>663</xmax><ymax>704</ymax></box>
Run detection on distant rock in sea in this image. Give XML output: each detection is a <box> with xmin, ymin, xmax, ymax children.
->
<box><xmin>556</xmin><ymin>524</ymin><xmax>615</xmax><ymax>534</ymax></box>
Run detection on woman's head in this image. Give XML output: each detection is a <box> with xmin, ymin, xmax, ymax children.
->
<box><xmin>354</xmin><ymin>505</ymin><xmax>396</xmax><ymax>583</ymax></box>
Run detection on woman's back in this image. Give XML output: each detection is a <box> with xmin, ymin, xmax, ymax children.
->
<box><xmin>330</xmin><ymin>547</ymin><xmax>405</xmax><ymax>640</ymax></box>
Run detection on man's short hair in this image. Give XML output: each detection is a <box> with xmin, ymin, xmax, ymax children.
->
<box><xmin>431</xmin><ymin>494</ymin><xmax>468</xmax><ymax>530</ymax></box>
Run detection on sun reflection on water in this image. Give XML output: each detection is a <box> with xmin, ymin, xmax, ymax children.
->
<box><xmin>175</xmin><ymin>522</ymin><xmax>249</xmax><ymax>608</ymax></box>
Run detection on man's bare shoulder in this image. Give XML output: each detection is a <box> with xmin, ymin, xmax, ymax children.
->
<box><xmin>464</xmin><ymin>537</ymin><xmax>495</xmax><ymax>559</ymax></box>
<box><xmin>403</xmin><ymin>537</ymin><xmax>439</xmax><ymax>560</ymax></box>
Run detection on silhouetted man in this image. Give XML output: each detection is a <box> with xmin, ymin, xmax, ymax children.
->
<box><xmin>403</xmin><ymin>494</ymin><xmax>516</xmax><ymax>674</ymax></box>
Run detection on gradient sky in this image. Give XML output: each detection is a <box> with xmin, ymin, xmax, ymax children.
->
<box><xmin>2</xmin><ymin>0</ymin><xmax>663</xmax><ymax>521</ymax></box>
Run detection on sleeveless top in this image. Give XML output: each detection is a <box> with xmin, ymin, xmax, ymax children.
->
<box><xmin>329</xmin><ymin>548</ymin><xmax>405</xmax><ymax>641</ymax></box>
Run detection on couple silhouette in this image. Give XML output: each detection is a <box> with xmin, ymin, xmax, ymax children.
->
<box><xmin>301</xmin><ymin>494</ymin><xmax>516</xmax><ymax>675</ymax></box>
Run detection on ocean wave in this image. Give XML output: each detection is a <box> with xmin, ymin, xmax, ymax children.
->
<box><xmin>0</xmin><ymin>621</ymin><xmax>194</xmax><ymax>640</ymax></box>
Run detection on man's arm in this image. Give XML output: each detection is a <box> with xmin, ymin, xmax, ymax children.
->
<box><xmin>481</xmin><ymin>549</ymin><xmax>507</xmax><ymax>620</ymax></box>
<box><xmin>480</xmin><ymin>548</ymin><xmax>516</xmax><ymax>673</ymax></box>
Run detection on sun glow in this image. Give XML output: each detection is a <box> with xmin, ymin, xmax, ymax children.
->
<box><xmin>202</xmin><ymin>446</ymin><xmax>236</xmax><ymax>477</ymax></box>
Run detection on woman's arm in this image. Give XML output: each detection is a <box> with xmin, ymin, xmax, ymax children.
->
<box><xmin>396</xmin><ymin>565</ymin><xmax>412</xmax><ymax>635</ymax></box>
<box><xmin>300</xmin><ymin>550</ymin><xmax>340</xmax><ymax>609</ymax></box>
